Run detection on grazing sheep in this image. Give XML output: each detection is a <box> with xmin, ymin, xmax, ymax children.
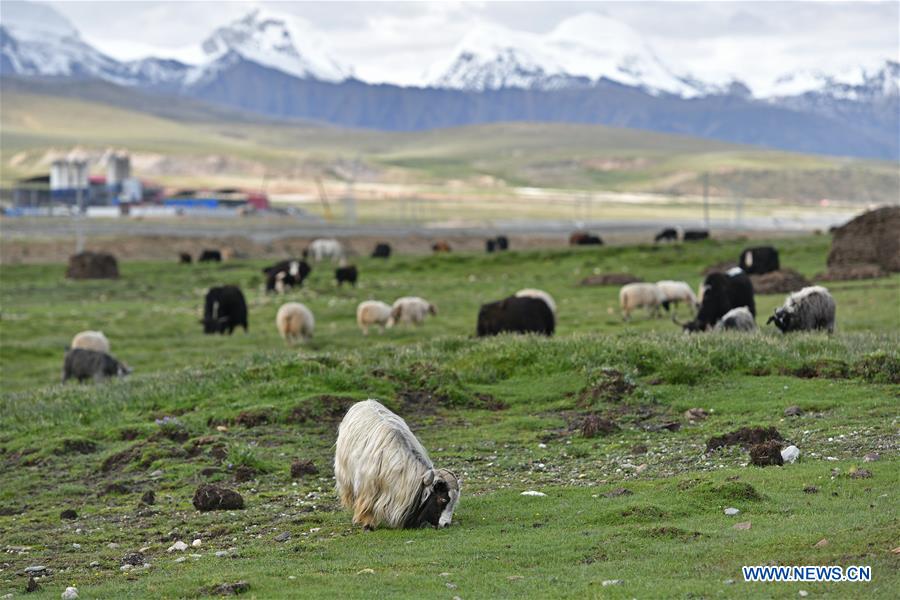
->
<box><xmin>335</xmin><ymin>400</ymin><xmax>461</xmax><ymax>529</ymax></box>
<box><xmin>305</xmin><ymin>238</ymin><xmax>345</xmax><ymax>262</ymax></box>
<box><xmin>477</xmin><ymin>296</ymin><xmax>555</xmax><ymax>337</ymax></box>
<box><xmin>336</xmin><ymin>264</ymin><xmax>358</xmax><ymax>287</ymax></box>
<box><xmin>432</xmin><ymin>241</ymin><xmax>452</xmax><ymax>253</ymax></box>
<box><xmin>357</xmin><ymin>301</ymin><xmax>393</xmax><ymax>335</ymax></box>
<box><xmin>619</xmin><ymin>283</ymin><xmax>666</xmax><ymax>320</ymax></box>
<box><xmin>62</xmin><ymin>348</ymin><xmax>131</xmax><ymax>383</ymax></box>
<box><xmin>515</xmin><ymin>288</ymin><xmax>557</xmax><ymax>315</ymax></box>
<box><xmin>656</xmin><ymin>280</ymin><xmax>699</xmax><ymax>315</ymax></box>
<box><xmin>275</xmin><ymin>302</ymin><xmax>315</xmax><ymax>344</ymax></box>
<box><xmin>198</xmin><ymin>249</ymin><xmax>222</xmax><ymax>262</ymax></box>
<box><xmin>391</xmin><ymin>297</ymin><xmax>437</xmax><ymax>326</ymax></box>
<box><xmin>70</xmin><ymin>330</ymin><xmax>110</xmax><ymax>354</ymax></box>
<box><xmin>714</xmin><ymin>306</ymin><xmax>757</xmax><ymax>332</ymax></box>
<box><xmin>371</xmin><ymin>243</ymin><xmax>391</xmax><ymax>259</ymax></box>
<box><xmin>654</xmin><ymin>228</ymin><xmax>678</xmax><ymax>243</ymax></box>
<box><xmin>767</xmin><ymin>286</ymin><xmax>836</xmax><ymax>333</ymax></box>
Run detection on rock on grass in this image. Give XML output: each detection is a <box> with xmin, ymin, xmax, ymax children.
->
<box><xmin>208</xmin><ymin>581</ymin><xmax>250</xmax><ymax>596</ymax></box>
<box><xmin>193</xmin><ymin>485</ymin><xmax>244</xmax><ymax>512</ymax></box>
<box><xmin>749</xmin><ymin>441</ymin><xmax>784</xmax><ymax>467</ymax></box>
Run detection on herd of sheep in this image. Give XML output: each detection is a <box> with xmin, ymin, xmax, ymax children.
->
<box><xmin>61</xmin><ymin>237</ymin><xmax>837</xmax><ymax>384</ymax></box>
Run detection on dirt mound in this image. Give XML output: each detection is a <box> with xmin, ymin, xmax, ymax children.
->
<box><xmin>66</xmin><ymin>251</ymin><xmax>119</xmax><ymax>279</ymax></box>
<box><xmin>706</xmin><ymin>426</ymin><xmax>783</xmax><ymax>452</ymax></box>
<box><xmin>580</xmin><ymin>273</ymin><xmax>643</xmax><ymax>286</ymax></box>
<box><xmin>290</xmin><ymin>459</ymin><xmax>318</xmax><ymax>478</ymax></box>
<box><xmin>193</xmin><ymin>484</ymin><xmax>244</xmax><ymax>511</ymax></box>
<box><xmin>815</xmin><ymin>263</ymin><xmax>887</xmax><ymax>281</ymax></box>
<box><xmin>702</xmin><ymin>261</ymin><xmax>738</xmax><ymax>275</ymax></box>
<box><xmin>827</xmin><ymin>206</ymin><xmax>900</xmax><ymax>272</ymax></box>
<box><xmin>581</xmin><ymin>415</ymin><xmax>620</xmax><ymax>438</ymax></box>
<box><xmin>749</xmin><ymin>440</ymin><xmax>784</xmax><ymax>467</ymax></box>
<box><xmin>579</xmin><ymin>369</ymin><xmax>636</xmax><ymax>405</ymax></box>
<box><xmin>749</xmin><ymin>268</ymin><xmax>812</xmax><ymax>294</ymax></box>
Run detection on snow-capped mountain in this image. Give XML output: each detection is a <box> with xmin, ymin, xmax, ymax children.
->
<box><xmin>0</xmin><ymin>2</ymin><xmax>124</xmax><ymax>81</ymax></box>
<box><xmin>768</xmin><ymin>60</ymin><xmax>899</xmax><ymax>101</ymax></box>
<box><xmin>424</xmin><ymin>14</ymin><xmax>727</xmax><ymax>97</ymax></box>
<box><xmin>192</xmin><ymin>9</ymin><xmax>350</xmax><ymax>84</ymax></box>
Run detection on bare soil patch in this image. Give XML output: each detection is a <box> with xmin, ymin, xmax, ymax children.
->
<box><xmin>193</xmin><ymin>484</ymin><xmax>245</xmax><ymax>511</ymax></box>
<box><xmin>749</xmin><ymin>268</ymin><xmax>812</xmax><ymax>294</ymax></box>
<box><xmin>827</xmin><ymin>206</ymin><xmax>900</xmax><ymax>272</ymax></box>
<box><xmin>66</xmin><ymin>251</ymin><xmax>119</xmax><ymax>279</ymax></box>
<box><xmin>749</xmin><ymin>441</ymin><xmax>784</xmax><ymax>467</ymax></box>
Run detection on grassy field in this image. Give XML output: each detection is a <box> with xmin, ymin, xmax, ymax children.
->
<box><xmin>0</xmin><ymin>235</ymin><xmax>898</xmax><ymax>598</ymax></box>
<box><xmin>2</xmin><ymin>83</ymin><xmax>898</xmax><ymax>204</ymax></box>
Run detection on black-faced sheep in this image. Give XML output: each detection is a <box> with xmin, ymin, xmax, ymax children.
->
<box><xmin>714</xmin><ymin>306</ymin><xmax>757</xmax><ymax>332</ymax></box>
<box><xmin>477</xmin><ymin>296</ymin><xmax>555</xmax><ymax>337</ymax></box>
<box><xmin>334</xmin><ymin>400</ymin><xmax>460</xmax><ymax>529</ymax></box>
<box><xmin>62</xmin><ymin>348</ymin><xmax>131</xmax><ymax>383</ymax></box>
<box><xmin>275</xmin><ymin>302</ymin><xmax>314</xmax><ymax>344</ymax></box>
<box><xmin>739</xmin><ymin>246</ymin><xmax>780</xmax><ymax>275</ymax></box>
<box><xmin>767</xmin><ymin>286</ymin><xmax>836</xmax><ymax>333</ymax></box>
<box><xmin>619</xmin><ymin>283</ymin><xmax>666</xmax><ymax>320</ymax></box>
<box><xmin>201</xmin><ymin>285</ymin><xmax>248</xmax><ymax>334</ymax></box>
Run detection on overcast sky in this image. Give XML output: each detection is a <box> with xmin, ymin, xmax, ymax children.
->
<box><xmin>41</xmin><ymin>1</ymin><xmax>900</xmax><ymax>87</ymax></box>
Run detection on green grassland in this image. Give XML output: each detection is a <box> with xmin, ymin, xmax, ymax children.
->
<box><xmin>2</xmin><ymin>84</ymin><xmax>898</xmax><ymax>204</ymax></box>
<box><xmin>0</xmin><ymin>235</ymin><xmax>898</xmax><ymax>598</ymax></box>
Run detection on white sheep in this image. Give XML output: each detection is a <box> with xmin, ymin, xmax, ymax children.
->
<box><xmin>335</xmin><ymin>400</ymin><xmax>460</xmax><ymax>529</ymax></box>
<box><xmin>391</xmin><ymin>296</ymin><xmax>437</xmax><ymax>326</ymax></box>
<box><xmin>656</xmin><ymin>280</ymin><xmax>699</xmax><ymax>316</ymax></box>
<box><xmin>70</xmin><ymin>330</ymin><xmax>110</xmax><ymax>354</ymax></box>
<box><xmin>515</xmin><ymin>288</ymin><xmax>557</xmax><ymax>315</ymax></box>
<box><xmin>305</xmin><ymin>238</ymin><xmax>344</xmax><ymax>262</ymax></box>
<box><xmin>713</xmin><ymin>306</ymin><xmax>757</xmax><ymax>332</ymax></box>
<box><xmin>356</xmin><ymin>300</ymin><xmax>394</xmax><ymax>335</ymax></box>
<box><xmin>275</xmin><ymin>302</ymin><xmax>314</xmax><ymax>345</ymax></box>
<box><xmin>619</xmin><ymin>283</ymin><xmax>667</xmax><ymax>320</ymax></box>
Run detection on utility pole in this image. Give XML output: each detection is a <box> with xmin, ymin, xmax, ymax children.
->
<box><xmin>702</xmin><ymin>172</ymin><xmax>710</xmax><ymax>228</ymax></box>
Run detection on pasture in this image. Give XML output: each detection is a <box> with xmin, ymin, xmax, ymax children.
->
<box><xmin>0</xmin><ymin>234</ymin><xmax>898</xmax><ymax>598</ymax></box>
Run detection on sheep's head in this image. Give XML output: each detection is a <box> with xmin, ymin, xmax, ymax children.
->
<box><xmin>767</xmin><ymin>308</ymin><xmax>791</xmax><ymax>332</ymax></box>
<box><xmin>410</xmin><ymin>468</ymin><xmax>461</xmax><ymax>528</ymax></box>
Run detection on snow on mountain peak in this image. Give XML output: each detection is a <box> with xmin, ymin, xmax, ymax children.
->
<box><xmin>0</xmin><ymin>0</ymin><xmax>79</xmax><ymax>42</ymax></box>
<box><xmin>199</xmin><ymin>8</ymin><xmax>349</xmax><ymax>82</ymax></box>
<box><xmin>765</xmin><ymin>59</ymin><xmax>899</xmax><ymax>100</ymax></box>
<box><xmin>424</xmin><ymin>12</ymin><xmax>706</xmax><ymax>97</ymax></box>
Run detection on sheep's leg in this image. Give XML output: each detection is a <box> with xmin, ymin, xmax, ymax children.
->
<box><xmin>361</xmin><ymin>324</ymin><xmax>369</xmax><ymax>336</ymax></box>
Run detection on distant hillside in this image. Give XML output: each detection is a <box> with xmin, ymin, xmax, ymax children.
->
<box><xmin>1</xmin><ymin>80</ymin><xmax>897</xmax><ymax>205</ymax></box>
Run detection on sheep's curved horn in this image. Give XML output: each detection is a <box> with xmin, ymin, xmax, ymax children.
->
<box><xmin>766</xmin><ymin>315</ymin><xmax>775</xmax><ymax>325</ymax></box>
<box><xmin>422</xmin><ymin>470</ymin><xmax>435</xmax><ymax>487</ymax></box>
<box><xmin>671</xmin><ymin>314</ymin><xmax>684</xmax><ymax>326</ymax></box>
